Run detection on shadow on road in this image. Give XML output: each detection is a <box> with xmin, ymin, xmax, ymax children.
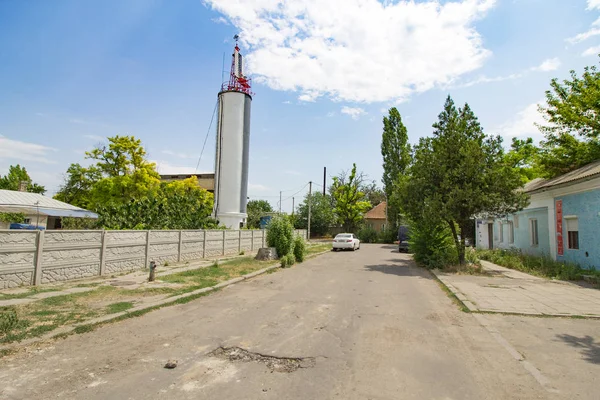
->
<box><xmin>364</xmin><ymin>261</ymin><xmax>431</xmax><ymax>279</ymax></box>
<box><xmin>556</xmin><ymin>334</ymin><xmax>600</xmax><ymax>364</ymax></box>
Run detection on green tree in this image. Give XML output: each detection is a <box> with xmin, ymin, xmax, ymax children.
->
<box><xmin>86</xmin><ymin>135</ymin><xmax>161</xmax><ymax>207</ymax></box>
<box><xmin>504</xmin><ymin>137</ymin><xmax>542</xmax><ymax>184</ymax></box>
<box><xmin>0</xmin><ymin>165</ymin><xmax>46</xmax><ymax>194</ymax></box>
<box><xmin>54</xmin><ymin>163</ymin><xmax>102</xmax><ymax>209</ymax></box>
<box><xmin>331</xmin><ymin>163</ymin><xmax>372</xmax><ymax>232</ymax></box>
<box><xmin>381</xmin><ymin>107</ymin><xmax>412</xmax><ymax>229</ymax></box>
<box><xmin>402</xmin><ymin>96</ymin><xmax>528</xmax><ymax>265</ymax></box>
<box><xmin>537</xmin><ymin>61</ymin><xmax>600</xmax><ymax>177</ymax></box>
<box><xmin>295</xmin><ymin>192</ymin><xmax>335</xmax><ymax>236</ymax></box>
<box><xmin>361</xmin><ymin>181</ymin><xmax>386</xmax><ymax>207</ymax></box>
<box><xmin>246</xmin><ymin>200</ymin><xmax>273</xmax><ymax>229</ymax></box>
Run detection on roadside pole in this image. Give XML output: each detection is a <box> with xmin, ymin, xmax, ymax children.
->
<box><xmin>307</xmin><ymin>181</ymin><xmax>312</xmax><ymax>241</ymax></box>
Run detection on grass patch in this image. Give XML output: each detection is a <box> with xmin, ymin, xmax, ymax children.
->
<box><xmin>306</xmin><ymin>243</ymin><xmax>332</xmax><ymax>256</ymax></box>
<box><xmin>476</xmin><ymin>249</ymin><xmax>600</xmax><ymax>281</ymax></box>
<box><xmin>106</xmin><ymin>302</ymin><xmax>134</xmax><ymax>314</ymax></box>
<box><xmin>0</xmin><ymin>287</ymin><xmax>63</xmax><ymax>300</ymax></box>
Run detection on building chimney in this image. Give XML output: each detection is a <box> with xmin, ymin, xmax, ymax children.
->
<box><xmin>18</xmin><ymin>181</ymin><xmax>28</xmax><ymax>192</ymax></box>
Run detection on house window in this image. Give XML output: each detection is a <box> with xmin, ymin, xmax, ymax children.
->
<box><xmin>23</xmin><ymin>218</ymin><xmax>31</xmax><ymax>224</ymax></box>
<box><xmin>530</xmin><ymin>219</ymin><xmax>539</xmax><ymax>246</ymax></box>
<box><xmin>498</xmin><ymin>222</ymin><xmax>504</xmax><ymax>243</ymax></box>
<box><xmin>566</xmin><ymin>217</ymin><xmax>579</xmax><ymax>250</ymax></box>
<box><xmin>508</xmin><ymin>221</ymin><xmax>514</xmax><ymax>244</ymax></box>
<box><xmin>513</xmin><ymin>215</ymin><xmax>519</xmax><ymax>229</ymax></box>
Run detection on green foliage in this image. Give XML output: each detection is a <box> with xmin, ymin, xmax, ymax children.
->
<box><xmin>106</xmin><ymin>302</ymin><xmax>134</xmax><ymax>314</ymax></box>
<box><xmin>409</xmin><ymin>218</ymin><xmax>458</xmax><ymax>269</ymax></box>
<box><xmin>476</xmin><ymin>249</ymin><xmax>600</xmax><ymax>281</ymax></box>
<box><xmin>331</xmin><ymin>163</ymin><xmax>372</xmax><ymax>232</ymax></box>
<box><xmin>381</xmin><ymin>107</ymin><xmax>412</xmax><ymax>230</ymax></box>
<box><xmin>0</xmin><ymin>212</ymin><xmax>25</xmax><ymax>224</ymax></box>
<box><xmin>378</xmin><ymin>226</ymin><xmax>397</xmax><ymax>244</ymax></box>
<box><xmin>280</xmin><ymin>253</ymin><xmax>296</xmax><ymax>268</ymax></box>
<box><xmin>54</xmin><ymin>163</ymin><xmax>102</xmax><ymax>209</ymax></box>
<box><xmin>97</xmin><ymin>178</ymin><xmax>215</xmax><ymax>230</ymax></box>
<box><xmin>401</xmin><ymin>96</ymin><xmax>528</xmax><ymax>264</ymax></box>
<box><xmin>293</xmin><ymin>235</ymin><xmax>306</xmax><ymax>263</ymax></box>
<box><xmin>60</xmin><ymin>217</ymin><xmax>99</xmax><ymax>230</ymax></box>
<box><xmin>537</xmin><ymin>61</ymin><xmax>600</xmax><ymax>177</ymax></box>
<box><xmin>0</xmin><ymin>164</ymin><xmax>46</xmax><ymax>194</ymax></box>
<box><xmin>504</xmin><ymin>138</ymin><xmax>542</xmax><ymax>183</ymax></box>
<box><xmin>246</xmin><ymin>200</ymin><xmax>273</xmax><ymax>229</ymax></box>
<box><xmin>361</xmin><ymin>181</ymin><xmax>386</xmax><ymax>207</ymax></box>
<box><xmin>266</xmin><ymin>216</ymin><xmax>295</xmax><ymax>258</ymax></box>
<box><xmin>295</xmin><ymin>192</ymin><xmax>335</xmax><ymax>236</ymax></box>
<box><xmin>357</xmin><ymin>225</ymin><xmax>378</xmax><ymax>243</ymax></box>
<box><xmin>0</xmin><ymin>307</ymin><xmax>19</xmax><ymax>335</ymax></box>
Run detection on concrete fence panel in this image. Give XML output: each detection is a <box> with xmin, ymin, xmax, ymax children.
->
<box><xmin>0</xmin><ymin>228</ymin><xmax>306</xmax><ymax>288</ymax></box>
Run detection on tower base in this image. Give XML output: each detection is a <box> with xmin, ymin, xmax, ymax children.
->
<box><xmin>215</xmin><ymin>212</ymin><xmax>247</xmax><ymax>230</ymax></box>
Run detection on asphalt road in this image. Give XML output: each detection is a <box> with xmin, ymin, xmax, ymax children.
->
<box><xmin>1</xmin><ymin>244</ymin><xmax>597</xmax><ymax>399</ymax></box>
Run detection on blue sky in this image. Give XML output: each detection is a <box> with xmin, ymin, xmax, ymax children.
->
<box><xmin>1</xmin><ymin>0</ymin><xmax>600</xmax><ymax>212</ymax></box>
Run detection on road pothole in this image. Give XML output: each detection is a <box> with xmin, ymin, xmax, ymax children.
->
<box><xmin>208</xmin><ymin>346</ymin><xmax>316</xmax><ymax>373</ymax></box>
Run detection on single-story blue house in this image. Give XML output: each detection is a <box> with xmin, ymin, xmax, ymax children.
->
<box><xmin>476</xmin><ymin>160</ymin><xmax>600</xmax><ymax>270</ymax></box>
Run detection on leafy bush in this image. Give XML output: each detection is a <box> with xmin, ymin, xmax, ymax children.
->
<box><xmin>0</xmin><ymin>307</ymin><xmax>19</xmax><ymax>335</ymax></box>
<box><xmin>357</xmin><ymin>225</ymin><xmax>378</xmax><ymax>243</ymax></box>
<box><xmin>266</xmin><ymin>216</ymin><xmax>294</xmax><ymax>258</ymax></box>
<box><xmin>409</xmin><ymin>219</ymin><xmax>458</xmax><ymax>269</ymax></box>
<box><xmin>293</xmin><ymin>235</ymin><xmax>306</xmax><ymax>263</ymax></box>
<box><xmin>378</xmin><ymin>226</ymin><xmax>397</xmax><ymax>244</ymax></box>
<box><xmin>280</xmin><ymin>253</ymin><xmax>296</xmax><ymax>268</ymax></box>
<box><xmin>476</xmin><ymin>248</ymin><xmax>599</xmax><ymax>281</ymax></box>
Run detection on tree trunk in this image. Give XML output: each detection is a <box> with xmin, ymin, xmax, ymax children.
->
<box><xmin>447</xmin><ymin>219</ymin><xmax>464</xmax><ymax>265</ymax></box>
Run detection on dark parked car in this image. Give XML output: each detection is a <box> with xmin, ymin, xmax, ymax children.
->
<box><xmin>398</xmin><ymin>225</ymin><xmax>410</xmax><ymax>253</ymax></box>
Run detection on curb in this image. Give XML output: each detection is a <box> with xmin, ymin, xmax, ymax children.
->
<box><xmin>0</xmin><ymin>247</ymin><xmax>333</xmax><ymax>355</ymax></box>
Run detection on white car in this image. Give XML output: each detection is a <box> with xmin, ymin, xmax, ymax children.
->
<box><xmin>332</xmin><ymin>233</ymin><xmax>360</xmax><ymax>251</ymax></box>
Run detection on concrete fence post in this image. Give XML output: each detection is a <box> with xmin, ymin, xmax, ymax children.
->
<box><xmin>33</xmin><ymin>230</ymin><xmax>45</xmax><ymax>286</ymax></box>
<box><xmin>222</xmin><ymin>230</ymin><xmax>226</xmax><ymax>255</ymax></box>
<box><xmin>251</xmin><ymin>230</ymin><xmax>254</xmax><ymax>251</ymax></box>
<box><xmin>238</xmin><ymin>230</ymin><xmax>242</xmax><ymax>253</ymax></box>
<box><xmin>99</xmin><ymin>230</ymin><xmax>107</xmax><ymax>276</ymax></box>
<box><xmin>144</xmin><ymin>230</ymin><xmax>151</xmax><ymax>268</ymax></box>
<box><xmin>177</xmin><ymin>230</ymin><xmax>183</xmax><ymax>262</ymax></box>
<box><xmin>202</xmin><ymin>230</ymin><xmax>207</xmax><ymax>258</ymax></box>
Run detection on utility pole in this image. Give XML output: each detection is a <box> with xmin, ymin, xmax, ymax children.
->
<box><xmin>307</xmin><ymin>181</ymin><xmax>312</xmax><ymax>240</ymax></box>
<box><xmin>279</xmin><ymin>191</ymin><xmax>282</xmax><ymax>214</ymax></box>
<box><xmin>292</xmin><ymin>197</ymin><xmax>295</xmax><ymax>217</ymax></box>
<box><xmin>323</xmin><ymin>167</ymin><xmax>326</xmax><ymax>196</ymax></box>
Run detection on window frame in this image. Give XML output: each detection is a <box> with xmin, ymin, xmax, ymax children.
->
<box><xmin>529</xmin><ymin>218</ymin><xmax>539</xmax><ymax>247</ymax></box>
<box><xmin>508</xmin><ymin>221</ymin><xmax>514</xmax><ymax>244</ymax></box>
<box><xmin>565</xmin><ymin>217</ymin><xmax>579</xmax><ymax>250</ymax></box>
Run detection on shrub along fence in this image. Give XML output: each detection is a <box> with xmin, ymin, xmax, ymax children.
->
<box><xmin>0</xmin><ymin>229</ymin><xmax>307</xmax><ymax>289</ymax></box>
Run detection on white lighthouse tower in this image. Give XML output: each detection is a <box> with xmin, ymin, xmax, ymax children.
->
<box><xmin>213</xmin><ymin>36</ymin><xmax>252</xmax><ymax>229</ymax></box>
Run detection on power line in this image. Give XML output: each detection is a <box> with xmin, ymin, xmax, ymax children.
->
<box><xmin>195</xmin><ymin>99</ymin><xmax>219</xmax><ymax>173</ymax></box>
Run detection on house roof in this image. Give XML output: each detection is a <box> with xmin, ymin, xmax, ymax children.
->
<box><xmin>364</xmin><ymin>201</ymin><xmax>386</xmax><ymax>220</ymax></box>
<box><xmin>523</xmin><ymin>159</ymin><xmax>600</xmax><ymax>194</ymax></box>
<box><xmin>0</xmin><ymin>190</ymin><xmax>98</xmax><ymax>218</ymax></box>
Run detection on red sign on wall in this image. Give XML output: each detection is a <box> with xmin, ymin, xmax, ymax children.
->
<box><xmin>556</xmin><ymin>200</ymin><xmax>563</xmax><ymax>256</ymax></box>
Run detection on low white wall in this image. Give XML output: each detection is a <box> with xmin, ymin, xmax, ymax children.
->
<box><xmin>0</xmin><ymin>229</ymin><xmax>307</xmax><ymax>288</ymax></box>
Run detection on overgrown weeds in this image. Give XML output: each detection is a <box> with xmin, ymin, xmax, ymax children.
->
<box><xmin>476</xmin><ymin>248</ymin><xmax>600</xmax><ymax>281</ymax></box>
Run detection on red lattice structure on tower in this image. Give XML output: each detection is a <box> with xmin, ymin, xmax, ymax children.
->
<box><xmin>222</xmin><ymin>36</ymin><xmax>253</xmax><ymax>96</ymax></box>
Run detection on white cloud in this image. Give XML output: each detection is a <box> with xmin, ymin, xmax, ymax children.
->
<box><xmin>0</xmin><ymin>135</ymin><xmax>57</xmax><ymax>164</ymax></box>
<box><xmin>69</xmin><ymin>118</ymin><xmax>87</xmax><ymax>124</ymax></box>
<box><xmin>283</xmin><ymin>100</ymin><xmax>291</xmax><ymax>104</ymax></box>
<box><xmin>582</xmin><ymin>45</ymin><xmax>600</xmax><ymax>56</ymax></box>
<box><xmin>341</xmin><ymin>106</ymin><xmax>366</xmax><ymax>120</ymax></box>
<box><xmin>490</xmin><ymin>101</ymin><xmax>546</xmax><ymax>143</ymax></box>
<box><xmin>531</xmin><ymin>58</ymin><xmax>560</xmax><ymax>72</ymax></box>
<box><xmin>206</xmin><ymin>0</ymin><xmax>496</xmax><ymax>103</ymax></box>
<box><xmin>211</xmin><ymin>16</ymin><xmax>229</xmax><ymax>25</ymax></box>
<box><xmin>162</xmin><ymin>150</ymin><xmax>195</xmax><ymax>159</ymax></box>
<box><xmin>451</xmin><ymin>73</ymin><xmax>522</xmax><ymax>89</ymax></box>
<box><xmin>326</xmin><ymin>111</ymin><xmax>335</xmax><ymax>117</ymax></box>
<box><xmin>567</xmin><ymin>3</ymin><xmax>600</xmax><ymax>44</ymax></box>
<box><xmin>154</xmin><ymin>161</ymin><xmax>198</xmax><ymax>175</ymax></box>
<box><xmin>588</xmin><ymin>0</ymin><xmax>600</xmax><ymax>10</ymax></box>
